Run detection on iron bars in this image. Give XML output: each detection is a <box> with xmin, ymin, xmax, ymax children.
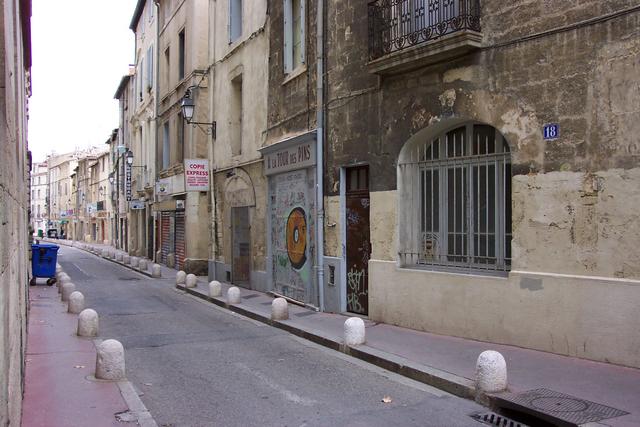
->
<box><xmin>368</xmin><ymin>0</ymin><xmax>481</xmax><ymax>60</ymax></box>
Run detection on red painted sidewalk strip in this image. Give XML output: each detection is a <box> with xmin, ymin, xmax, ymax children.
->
<box><xmin>22</xmin><ymin>286</ymin><xmax>128</xmax><ymax>427</ymax></box>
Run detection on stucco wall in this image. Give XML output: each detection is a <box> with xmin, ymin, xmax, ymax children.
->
<box><xmin>369</xmin><ymin>260</ymin><xmax>640</xmax><ymax>368</ymax></box>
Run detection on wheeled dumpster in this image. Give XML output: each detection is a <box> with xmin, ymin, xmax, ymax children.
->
<box><xmin>30</xmin><ymin>243</ymin><xmax>60</xmax><ymax>286</ymax></box>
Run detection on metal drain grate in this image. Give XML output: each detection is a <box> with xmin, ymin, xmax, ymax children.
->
<box><xmin>471</xmin><ymin>411</ymin><xmax>528</xmax><ymax>427</ymax></box>
<box><xmin>493</xmin><ymin>388</ymin><xmax>629</xmax><ymax>425</ymax></box>
<box><xmin>242</xmin><ymin>294</ymin><xmax>260</xmax><ymax>299</ymax></box>
<box><xmin>118</xmin><ymin>277</ymin><xmax>140</xmax><ymax>281</ymax></box>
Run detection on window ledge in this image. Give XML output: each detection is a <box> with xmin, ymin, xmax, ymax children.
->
<box><xmin>282</xmin><ymin>65</ymin><xmax>307</xmax><ymax>85</ymax></box>
<box><xmin>397</xmin><ymin>263</ymin><xmax>510</xmax><ymax>279</ymax></box>
<box><xmin>368</xmin><ymin>30</ymin><xmax>482</xmax><ymax>75</ymax></box>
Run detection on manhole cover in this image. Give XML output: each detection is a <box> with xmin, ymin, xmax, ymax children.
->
<box><xmin>493</xmin><ymin>388</ymin><xmax>629</xmax><ymax>426</ymax></box>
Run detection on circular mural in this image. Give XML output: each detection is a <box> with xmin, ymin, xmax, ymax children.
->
<box><xmin>286</xmin><ymin>207</ymin><xmax>307</xmax><ymax>270</ymax></box>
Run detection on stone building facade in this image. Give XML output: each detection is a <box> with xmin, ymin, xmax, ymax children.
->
<box><xmin>320</xmin><ymin>0</ymin><xmax>640</xmax><ymax>368</ymax></box>
<box><xmin>30</xmin><ymin>161</ymin><xmax>47</xmax><ymax>235</ymax></box>
<box><xmin>207</xmin><ymin>0</ymin><xmax>270</xmax><ymax>292</ymax></box>
<box><xmin>0</xmin><ymin>0</ymin><xmax>31</xmax><ymax>424</ymax></box>
<box><xmin>154</xmin><ymin>0</ymin><xmax>210</xmax><ymax>274</ymax></box>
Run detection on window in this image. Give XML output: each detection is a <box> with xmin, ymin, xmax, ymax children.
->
<box><xmin>230</xmin><ymin>75</ymin><xmax>243</xmax><ymax>156</ymax></box>
<box><xmin>177</xmin><ymin>114</ymin><xmax>184</xmax><ymax>163</ymax></box>
<box><xmin>147</xmin><ymin>45</ymin><xmax>154</xmax><ymax>90</ymax></box>
<box><xmin>398</xmin><ymin>123</ymin><xmax>511</xmax><ymax>273</ymax></box>
<box><xmin>162</xmin><ymin>122</ymin><xmax>170</xmax><ymax>169</ymax></box>
<box><xmin>164</xmin><ymin>47</ymin><xmax>170</xmax><ymax>91</ymax></box>
<box><xmin>229</xmin><ymin>0</ymin><xmax>242</xmax><ymax>43</ymax></box>
<box><xmin>37</xmin><ymin>189</ymin><xmax>40</xmax><ymax>198</ymax></box>
<box><xmin>284</xmin><ymin>0</ymin><xmax>305</xmax><ymax>74</ymax></box>
<box><xmin>178</xmin><ymin>30</ymin><xmax>185</xmax><ymax>81</ymax></box>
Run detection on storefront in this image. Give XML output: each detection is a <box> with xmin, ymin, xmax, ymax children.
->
<box><xmin>261</xmin><ymin>131</ymin><xmax>318</xmax><ymax>307</ymax></box>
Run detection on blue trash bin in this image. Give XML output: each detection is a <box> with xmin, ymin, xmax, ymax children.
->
<box><xmin>31</xmin><ymin>243</ymin><xmax>60</xmax><ymax>286</ymax></box>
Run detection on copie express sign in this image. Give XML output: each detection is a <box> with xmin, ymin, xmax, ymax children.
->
<box><xmin>184</xmin><ymin>159</ymin><xmax>210</xmax><ymax>191</ymax></box>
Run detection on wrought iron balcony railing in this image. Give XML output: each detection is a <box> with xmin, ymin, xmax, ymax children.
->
<box><xmin>368</xmin><ymin>0</ymin><xmax>481</xmax><ymax>61</ymax></box>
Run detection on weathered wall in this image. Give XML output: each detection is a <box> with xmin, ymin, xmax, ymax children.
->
<box><xmin>265</xmin><ymin>0</ymin><xmax>317</xmax><ymax>145</ymax></box>
<box><xmin>0</xmin><ymin>0</ymin><xmax>30</xmax><ymax>424</ymax></box>
<box><xmin>324</xmin><ymin>0</ymin><xmax>640</xmax><ymax>366</ymax></box>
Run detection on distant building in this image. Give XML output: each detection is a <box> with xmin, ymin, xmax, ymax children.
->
<box><xmin>30</xmin><ymin>161</ymin><xmax>48</xmax><ymax>235</ymax></box>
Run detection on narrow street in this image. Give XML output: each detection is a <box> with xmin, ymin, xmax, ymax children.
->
<box><xmin>57</xmin><ymin>246</ymin><xmax>484</xmax><ymax>427</ymax></box>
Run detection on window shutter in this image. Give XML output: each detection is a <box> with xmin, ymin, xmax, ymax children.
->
<box><xmin>147</xmin><ymin>46</ymin><xmax>153</xmax><ymax>89</ymax></box>
<box><xmin>283</xmin><ymin>0</ymin><xmax>293</xmax><ymax>74</ymax></box>
<box><xmin>299</xmin><ymin>0</ymin><xmax>306</xmax><ymax>65</ymax></box>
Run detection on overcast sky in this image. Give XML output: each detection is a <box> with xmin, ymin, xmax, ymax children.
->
<box><xmin>29</xmin><ymin>0</ymin><xmax>137</xmax><ymax>163</ymax></box>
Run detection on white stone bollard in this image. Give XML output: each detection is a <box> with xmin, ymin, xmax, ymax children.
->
<box><xmin>55</xmin><ymin>265</ymin><xmax>62</xmax><ymax>274</ymax></box>
<box><xmin>61</xmin><ymin>282</ymin><xmax>76</xmax><ymax>301</ymax></box>
<box><xmin>185</xmin><ymin>274</ymin><xmax>197</xmax><ymax>288</ymax></box>
<box><xmin>95</xmin><ymin>339</ymin><xmax>125</xmax><ymax>381</ymax></box>
<box><xmin>101</xmin><ymin>249</ymin><xmax>108</xmax><ymax>257</ymax></box>
<box><xmin>115</xmin><ymin>253</ymin><xmax>123</xmax><ymax>262</ymax></box>
<box><xmin>103</xmin><ymin>239</ymin><xmax>109</xmax><ymax>246</ymax></box>
<box><xmin>110</xmin><ymin>250</ymin><xmax>116</xmax><ymax>259</ymax></box>
<box><xmin>271</xmin><ymin>298</ymin><xmax>289</xmax><ymax>321</ymax></box>
<box><xmin>176</xmin><ymin>270</ymin><xmax>187</xmax><ymax>285</ymax></box>
<box><xmin>123</xmin><ymin>255</ymin><xmax>131</xmax><ymax>264</ymax></box>
<box><xmin>151</xmin><ymin>264</ymin><xmax>162</xmax><ymax>278</ymax></box>
<box><xmin>77</xmin><ymin>309</ymin><xmax>99</xmax><ymax>337</ymax></box>
<box><xmin>138</xmin><ymin>259</ymin><xmax>148</xmax><ymax>271</ymax></box>
<box><xmin>344</xmin><ymin>317</ymin><xmax>366</xmax><ymax>346</ymax></box>
<box><xmin>208</xmin><ymin>281</ymin><xmax>222</xmax><ymax>297</ymax></box>
<box><xmin>58</xmin><ymin>274</ymin><xmax>71</xmax><ymax>293</ymax></box>
<box><xmin>68</xmin><ymin>291</ymin><xmax>85</xmax><ymax>314</ymax></box>
<box><xmin>227</xmin><ymin>286</ymin><xmax>241</xmax><ymax>304</ymax></box>
<box><xmin>476</xmin><ymin>350</ymin><xmax>508</xmax><ymax>393</ymax></box>
<box><xmin>131</xmin><ymin>257</ymin><xmax>139</xmax><ymax>268</ymax></box>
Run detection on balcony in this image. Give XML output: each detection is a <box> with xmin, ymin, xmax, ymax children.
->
<box><xmin>368</xmin><ymin>0</ymin><xmax>482</xmax><ymax>75</ymax></box>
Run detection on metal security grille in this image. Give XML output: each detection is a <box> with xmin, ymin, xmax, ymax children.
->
<box><xmin>399</xmin><ymin>123</ymin><xmax>511</xmax><ymax>272</ymax></box>
<box><xmin>174</xmin><ymin>211</ymin><xmax>186</xmax><ymax>270</ymax></box>
<box><xmin>160</xmin><ymin>211</ymin><xmax>171</xmax><ymax>265</ymax></box>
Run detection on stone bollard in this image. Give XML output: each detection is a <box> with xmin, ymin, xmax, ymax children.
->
<box><xmin>61</xmin><ymin>282</ymin><xmax>76</xmax><ymax>301</ymax></box>
<box><xmin>123</xmin><ymin>255</ymin><xmax>131</xmax><ymax>265</ymax></box>
<box><xmin>115</xmin><ymin>253</ymin><xmax>123</xmax><ymax>262</ymax></box>
<box><xmin>101</xmin><ymin>249</ymin><xmax>108</xmax><ymax>257</ymax></box>
<box><xmin>176</xmin><ymin>270</ymin><xmax>186</xmax><ymax>285</ymax></box>
<box><xmin>227</xmin><ymin>286</ymin><xmax>241</xmax><ymax>304</ymax></box>
<box><xmin>185</xmin><ymin>274</ymin><xmax>197</xmax><ymax>288</ymax></box>
<box><xmin>271</xmin><ymin>298</ymin><xmax>289</xmax><ymax>321</ymax></box>
<box><xmin>110</xmin><ymin>250</ymin><xmax>116</xmax><ymax>259</ymax></box>
<box><xmin>103</xmin><ymin>239</ymin><xmax>109</xmax><ymax>246</ymax></box>
<box><xmin>131</xmin><ymin>257</ymin><xmax>139</xmax><ymax>268</ymax></box>
<box><xmin>149</xmin><ymin>264</ymin><xmax>160</xmax><ymax>278</ymax></box>
<box><xmin>344</xmin><ymin>317</ymin><xmax>366</xmax><ymax>346</ymax></box>
<box><xmin>58</xmin><ymin>274</ymin><xmax>70</xmax><ymax>294</ymax></box>
<box><xmin>95</xmin><ymin>339</ymin><xmax>125</xmax><ymax>381</ymax></box>
<box><xmin>68</xmin><ymin>291</ymin><xmax>85</xmax><ymax>314</ymax></box>
<box><xmin>476</xmin><ymin>351</ymin><xmax>508</xmax><ymax>394</ymax></box>
<box><xmin>55</xmin><ymin>265</ymin><xmax>62</xmax><ymax>274</ymax></box>
<box><xmin>138</xmin><ymin>259</ymin><xmax>148</xmax><ymax>271</ymax></box>
<box><xmin>77</xmin><ymin>309</ymin><xmax>99</xmax><ymax>337</ymax></box>
<box><xmin>208</xmin><ymin>281</ymin><xmax>222</xmax><ymax>297</ymax></box>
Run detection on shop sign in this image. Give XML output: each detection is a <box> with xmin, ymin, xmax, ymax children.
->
<box><xmin>130</xmin><ymin>200</ymin><xmax>145</xmax><ymax>210</ymax></box>
<box><xmin>184</xmin><ymin>159</ymin><xmax>210</xmax><ymax>192</ymax></box>
<box><xmin>86</xmin><ymin>203</ymin><xmax>97</xmax><ymax>214</ymax></box>
<box><xmin>126</xmin><ymin>164</ymin><xmax>132</xmax><ymax>201</ymax></box>
<box><xmin>262</xmin><ymin>133</ymin><xmax>316</xmax><ymax>176</ymax></box>
<box><xmin>60</xmin><ymin>211</ymin><xmax>68</xmax><ymax>218</ymax></box>
<box><xmin>96</xmin><ymin>201</ymin><xmax>104</xmax><ymax>211</ymax></box>
<box><xmin>96</xmin><ymin>211</ymin><xmax>108</xmax><ymax>218</ymax></box>
<box><xmin>156</xmin><ymin>178</ymin><xmax>172</xmax><ymax>196</ymax></box>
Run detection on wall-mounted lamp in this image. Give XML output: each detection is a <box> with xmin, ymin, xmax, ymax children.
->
<box><xmin>108</xmin><ymin>172</ymin><xmax>115</xmax><ymax>185</ymax></box>
<box><xmin>125</xmin><ymin>150</ymin><xmax>147</xmax><ymax>170</ymax></box>
<box><xmin>181</xmin><ymin>86</ymin><xmax>216</xmax><ymax>138</ymax></box>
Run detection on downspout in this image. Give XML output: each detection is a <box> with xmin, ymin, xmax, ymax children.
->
<box><xmin>315</xmin><ymin>0</ymin><xmax>325</xmax><ymax>311</ymax></box>
<box><xmin>153</xmin><ymin>0</ymin><xmax>160</xmax><ymax>261</ymax></box>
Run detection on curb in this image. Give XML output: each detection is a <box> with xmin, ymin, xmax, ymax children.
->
<box><xmin>176</xmin><ymin>284</ymin><xmax>476</xmax><ymax>400</ymax></box>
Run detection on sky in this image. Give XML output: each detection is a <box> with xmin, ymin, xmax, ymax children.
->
<box><xmin>29</xmin><ymin>0</ymin><xmax>138</xmax><ymax>163</ymax></box>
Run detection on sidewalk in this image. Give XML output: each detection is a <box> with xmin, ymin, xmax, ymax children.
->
<box><xmin>23</xmin><ymin>283</ymin><xmax>129</xmax><ymax>427</ymax></box>
<box><xmin>55</xmin><ymin>239</ymin><xmax>640</xmax><ymax>426</ymax></box>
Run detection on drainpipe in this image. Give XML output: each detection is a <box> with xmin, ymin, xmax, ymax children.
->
<box><xmin>153</xmin><ymin>0</ymin><xmax>160</xmax><ymax>261</ymax></box>
<box><xmin>316</xmin><ymin>0</ymin><xmax>325</xmax><ymax>311</ymax></box>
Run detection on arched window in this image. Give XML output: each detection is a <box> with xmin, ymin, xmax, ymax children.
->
<box><xmin>398</xmin><ymin>123</ymin><xmax>511</xmax><ymax>273</ymax></box>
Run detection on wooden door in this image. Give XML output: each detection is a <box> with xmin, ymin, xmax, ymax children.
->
<box><xmin>232</xmin><ymin>207</ymin><xmax>250</xmax><ymax>285</ymax></box>
<box><xmin>346</xmin><ymin>166</ymin><xmax>370</xmax><ymax>315</ymax></box>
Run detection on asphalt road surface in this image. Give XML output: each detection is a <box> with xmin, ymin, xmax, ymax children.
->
<box><xmin>59</xmin><ymin>246</ymin><xmax>486</xmax><ymax>427</ymax></box>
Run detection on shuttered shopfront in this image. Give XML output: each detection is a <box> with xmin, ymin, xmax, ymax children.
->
<box><xmin>174</xmin><ymin>211</ymin><xmax>186</xmax><ymax>270</ymax></box>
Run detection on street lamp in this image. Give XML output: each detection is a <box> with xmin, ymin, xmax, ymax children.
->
<box><xmin>180</xmin><ymin>86</ymin><xmax>216</xmax><ymax>138</ymax></box>
<box><xmin>126</xmin><ymin>150</ymin><xmax>134</xmax><ymax>166</ymax></box>
<box><xmin>108</xmin><ymin>172</ymin><xmax>115</xmax><ymax>185</ymax></box>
